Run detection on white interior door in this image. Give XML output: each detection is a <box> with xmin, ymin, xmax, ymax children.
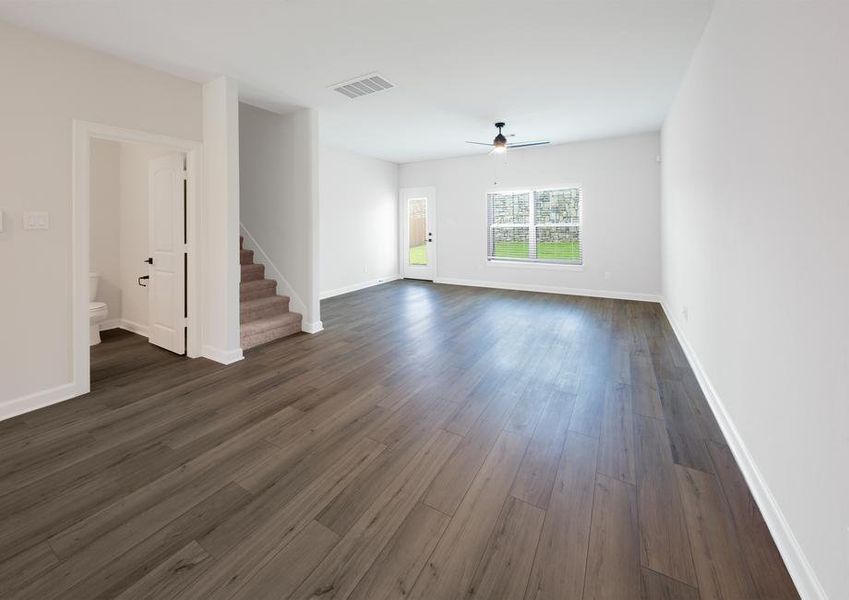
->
<box><xmin>148</xmin><ymin>153</ymin><xmax>186</xmax><ymax>354</ymax></box>
<box><xmin>401</xmin><ymin>187</ymin><xmax>437</xmax><ymax>280</ymax></box>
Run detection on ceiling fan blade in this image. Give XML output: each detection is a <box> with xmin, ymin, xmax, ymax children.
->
<box><xmin>507</xmin><ymin>141</ymin><xmax>550</xmax><ymax>148</ymax></box>
<box><xmin>465</xmin><ymin>141</ymin><xmax>494</xmax><ymax>146</ymax></box>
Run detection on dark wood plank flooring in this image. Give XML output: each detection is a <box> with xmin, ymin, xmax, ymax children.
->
<box><xmin>0</xmin><ymin>280</ymin><xmax>798</xmax><ymax>599</ymax></box>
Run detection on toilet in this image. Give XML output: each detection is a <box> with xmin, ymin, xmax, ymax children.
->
<box><xmin>89</xmin><ymin>273</ymin><xmax>108</xmax><ymax>345</ymax></box>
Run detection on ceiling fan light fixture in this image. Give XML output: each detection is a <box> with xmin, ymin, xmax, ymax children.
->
<box><xmin>493</xmin><ymin>122</ymin><xmax>508</xmax><ymax>151</ymax></box>
<box><xmin>466</xmin><ymin>121</ymin><xmax>548</xmax><ymax>153</ymax></box>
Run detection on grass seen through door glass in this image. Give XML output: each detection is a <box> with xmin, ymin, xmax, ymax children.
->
<box><xmin>409</xmin><ymin>244</ymin><xmax>427</xmax><ymax>265</ymax></box>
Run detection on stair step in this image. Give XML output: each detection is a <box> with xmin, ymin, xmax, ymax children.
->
<box><xmin>240</xmin><ymin>278</ymin><xmax>276</xmax><ymax>301</ymax></box>
<box><xmin>241</xmin><ymin>262</ymin><xmax>265</xmax><ymax>282</ymax></box>
<box><xmin>240</xmin><ymin>235</ymin><xmax>244</xmax><ymax>250</ymax></box>
<box><xmin>241</xmin><ymin>312</ymin><xmax>302</xmax><ymax>349</ymax></box>
<box><xmin>240</xmin><ymin>248</ymin><xmax>254</xmax><ymax>265</ymax></box>
<box><xmin>241</xmin><ymin>295</ymin><xmax>290</xmax><ymax>323</ymax></box>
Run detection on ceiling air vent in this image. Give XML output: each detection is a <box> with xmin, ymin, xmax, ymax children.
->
<box><xmin>331</xmin><ymin>73</ymin><xmax>395</xmax><ymax>99</ymax></box>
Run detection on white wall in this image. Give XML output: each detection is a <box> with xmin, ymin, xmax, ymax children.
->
<box><xmin>0</xmin><ymin>21</ymin><xmax>203</xmax><ymax>414</ymax></box>
<box><xmin>399</xmin><ymin>133</ymin><xmax>661</xmax><ymax>299</ymax></box>
<box><xmin>202</xmin><ymin>76</ymin><xmax>242</xmax><ymax>363</ymax></box>
<box><xmin>239</xmin><ymin>103</ymin><xmax>321</xmax><ymax>329</ymax></box>
<box><xmin>294</xmin><ymin>108</ymin><xmax>321</xmax><ymax>330</ymax></box>
<box><xmin>90</xmin><ymin>139</ymin><xmax>122</xmax><ymax>321</ymax></box>
<box><xmin>661</xmin><ymin>1</ymin><xmax>849</xmax><ymax>598</ymax></box>
<box><xmin>319</xmin><ymin>146</ymin><xmax>399</xmax><ymax>298</ymax></box>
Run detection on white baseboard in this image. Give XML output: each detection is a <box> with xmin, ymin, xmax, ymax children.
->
<box><xmin>120</xmin><ymin>318</ymin><xmax>149</xmax><ymax>338</ymax></box>
<box><xmin>320</xmin><ymin>275</ymin><xmax>401</xmax><ymax>300</ymax></box>
<box><xmin>99</xmin><ymin>318</ymin><xmax>149</xmax><ymax>338</ymax></box>
<box><xmin>0</xmin><ymin>382</ymin><xmax>87</xmax><ymax>422</ymax></box>
<box><xmin>432</xmin><ymin>276</ymin><xmax>661</xmax><ymax>303</ymax></box>
<box><xmin>302</xmin><ymin>320</ymin><xmax>324</xmax><ymax>334</ymax></box>
<box><xmin>100</xmin><ymin>318</ymin><xmax>121</xmax><ymax>331</ymax></box>
<box><xmin>660</xmin><ymin>301</ymin><xmax>827</xmax><ymax>600</ymax></box>
<box><xmin>202</xmin><ymin>345</ymin><xmax>244</xmax><ymax>365</ymax></box>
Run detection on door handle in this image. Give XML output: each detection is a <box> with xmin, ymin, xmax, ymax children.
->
<box><xmin>144</xmin><ymin>257</ymin><xmax>153</xmax><ymax>264</ymax></box>
<box><xmin>138</xmin><ymin>275</ymin><xmax>149</xmax><ymax>287</ymax></box>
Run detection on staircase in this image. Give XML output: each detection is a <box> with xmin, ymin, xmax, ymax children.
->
<box><xmin>240</xmin><ymin>236</ymin><xmax>302</xmax><ymax>349</ymax></box>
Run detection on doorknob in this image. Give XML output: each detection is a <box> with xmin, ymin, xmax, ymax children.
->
<box><xmin>138</xmin><ymin>275</ymin><xmax>149</xmax><ymax>287</ymax></box>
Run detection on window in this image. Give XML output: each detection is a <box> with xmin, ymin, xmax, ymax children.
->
<box><xmin>487</xmin><ymin>187</ymin><xmax>582</xmax><ymax>265</ymax></box>
<box><xmin>407</xmin><ymin>197</ymin><xmax>428</xmax><ymax>266</ymax></box>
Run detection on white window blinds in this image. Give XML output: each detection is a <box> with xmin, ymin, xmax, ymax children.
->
<box><xmin>487</xmin><ymin>187</ymin><xmax>582</xmax><ymax>265</ymax></box>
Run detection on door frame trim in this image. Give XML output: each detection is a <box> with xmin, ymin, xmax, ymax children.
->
<box><xmin>399</xmin><ymin>186</ymin><xmax>437</xmax><ymax>280</ymax></box>
<box><xmin>72</xmin><ymin>120</ymin><xmax>203</xmax><ymax>397</ymax></box>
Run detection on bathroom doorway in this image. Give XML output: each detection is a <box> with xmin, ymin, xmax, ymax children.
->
<box><xmin>89</xmin><ymin>139</ymin><xmax>188</xmax><ymax>354</ymax></box>
<box><xmin>73</xmin><ymin>121</ymin><xmax>202</xmax><ymax>395</ymax></box>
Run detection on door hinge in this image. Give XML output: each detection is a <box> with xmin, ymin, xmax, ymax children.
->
<box><xmin>180</xmin><ymin>170</ymin><xmax>188</xmax><ymax>181</ymax></box>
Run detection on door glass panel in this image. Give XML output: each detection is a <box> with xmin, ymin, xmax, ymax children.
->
<box><xmin>408</xmin><ymin>197</ymin><xmax>428</xmax><ymax>266</ymax></box>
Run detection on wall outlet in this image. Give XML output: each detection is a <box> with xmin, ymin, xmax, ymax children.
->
<box><xmin>681</xmin><ymin>305</ymin><xmax>689</xmax><ymax>322</ymax></box>
<box><xmin>23</xmin><ymin>211</ymin><xmax>49</xmax><ymax>230</ymax></box>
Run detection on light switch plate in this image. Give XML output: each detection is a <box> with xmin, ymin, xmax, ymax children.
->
<box><xmin>23</xmin><ymin>211</ymin><xmax>49</xmax><ymax>230</ymax></box>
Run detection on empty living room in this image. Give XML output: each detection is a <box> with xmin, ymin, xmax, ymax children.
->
<box><xmin>1</xmin><ymin>1</ymin><xmax>847</xmax><ymax>599</ymax></box>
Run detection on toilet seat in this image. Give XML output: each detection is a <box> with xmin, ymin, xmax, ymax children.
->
<box><xmin>89</xmin><ymin>301</ymin><xmax>107</xmax><ymax>312</ymax></box>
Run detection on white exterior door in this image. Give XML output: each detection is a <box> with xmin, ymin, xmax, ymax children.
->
<box><xmin>148</xmin><ymin>153</ymin><xmax>186</xmax><ymax>354</ymax></box>
<box><xmin>401</xmin><ymin>187</ymin><xmax>437</xmax><ymax>281</ymax></box>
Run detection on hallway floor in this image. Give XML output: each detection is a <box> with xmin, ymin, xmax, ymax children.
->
<box><xmin>0</xmin><ymin>280</ymin><xmax>798</xmax><ymax>599</ymax></box>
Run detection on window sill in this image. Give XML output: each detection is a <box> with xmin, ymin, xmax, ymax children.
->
<box><xmin>486</xmin><ymin>260</ymin><xmax>584</xmax><ymax>272</ymax></box>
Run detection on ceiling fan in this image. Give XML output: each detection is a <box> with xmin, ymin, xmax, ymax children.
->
<box><xmin>466</xmin><ymin>122</ymin><xmax>549</xmax><ymax>153</ymax></box>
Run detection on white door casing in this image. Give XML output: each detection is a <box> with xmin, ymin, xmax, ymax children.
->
<box><xmin>148</xmin><ymin>153</ymin><xmax>186</xmax><ymax>354</ymax></box>
<box><xmin>400</xmin><ymin>186</ymin><xmax>437</xmax><ymax>281</ymax></box>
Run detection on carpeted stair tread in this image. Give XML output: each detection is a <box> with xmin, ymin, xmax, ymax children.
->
<box><xmin>239</xmin><ymin>248</ymin><xmax>254</xmax><ymax>265</ymax></box>
<box><xmin>240</xmin><ymin>295</ymin><xmax>290</xmax><ymax>323</ymax></box>
<box><xmin>240</xmin><ymin>278</ymin><xmax>276</xmax><ymax>301</ymax></box>
<box><xmin>240</xmin><ymin>312</ymin><xmax>302</xmax><ymax>349</ymax></box>
<box><xmin>241</xmin><ymin>262</ymin><xmax>265</xmax><ymax>282</ymax></box>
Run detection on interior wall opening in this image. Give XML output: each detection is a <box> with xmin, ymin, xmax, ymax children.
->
<box><xmin>88</xmin><ymin>137</ymin><xmax>190</xmax><ymax>388</ymax></box>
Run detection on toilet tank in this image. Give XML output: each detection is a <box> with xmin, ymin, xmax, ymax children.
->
<box><xmin>89</xmin><ymin>272</ymin><xmax>99</xmax><ymax>302</ymax></box>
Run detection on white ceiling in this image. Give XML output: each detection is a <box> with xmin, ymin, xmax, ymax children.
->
<box><xmin>0</xmin><ymin>0</ymin><xmax>714</xmax><ymax>163</ymax></box>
